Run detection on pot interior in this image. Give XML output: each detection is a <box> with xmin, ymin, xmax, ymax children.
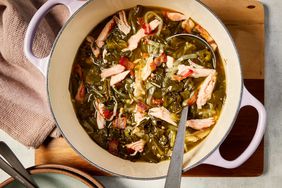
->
<box><xmin>47</xmin><ymin>0</ymin><xmax>242</xmax><ymax>178</ymax></box>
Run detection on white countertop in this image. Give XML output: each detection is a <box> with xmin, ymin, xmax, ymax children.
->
<box><xmin>1</xmin><ymin>0</ymin><xmax>281</xmax><ymax>187</ymax></box>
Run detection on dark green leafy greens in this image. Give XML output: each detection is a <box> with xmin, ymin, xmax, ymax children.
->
<box><xmin>69</xmin><ymin>6</ymin><xmax>226</xmax><ymax>163</ymax></box>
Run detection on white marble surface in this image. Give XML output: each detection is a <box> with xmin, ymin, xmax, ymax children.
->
<box><xmin>1</xmin><ymin>0</ymin><xmax>281</xmax><ymax>187</ymax></box>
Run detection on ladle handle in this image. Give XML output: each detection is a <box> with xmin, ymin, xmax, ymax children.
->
<box><xmin>164</xmin><ymin>107</ymin><xmax>189</xmax><ymax>188</ymax></box>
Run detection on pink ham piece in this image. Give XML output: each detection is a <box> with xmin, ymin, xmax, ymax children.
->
<box><xmin>110</xmin><ymin>70</ymin><xmax>130</xmax><ymax>86</ymax></box>
<box><xmin>94</xmin><ymin>99</ymin><xmax>117</xmax><ymax>121</ymax></box>
<box><xmin>114</xmin><ymin>10</ymin><xmax>131</xmax><ymax>35</ymax></box>
<box><xmin>126</xmin><ymin>139</ymin><xmax>146</xmax><ymax>156</ymax></box>
<box><xmin>148</xmin><ymin>107</ymin><xmax>177</xmax><ymax>126</ymax></box>
<box><xmin>122</xmin><ymin>19</ymin><xmax>161</xmax><ymax>52</ymax></box>
<box><xmin>196</xmin><ymin>71</ymin><xmax>217</xmax><ymax>109</ymax></box>
<box><xmin>186</xmin><ymin>117</ymin><xmax>215</xmax><ymax>130</ymax></box>
<box><xmin>86</xmin><ymin>35</ymin><xmax>100</xmax><ymax>58</ymax></box>
<box><xmin>96</xmin><ymin>111</ymin><xmax>106</xmax><ymax>129</ymax></box>
<box><xmin>141</xmin><ymin>56</ymin><xmax>154</xmax><ymax>81</ymax></box>
<box><xmin>176</xmin><ymin>64</ymin><xmax>216</xmax><ymax>79</ymax></box>
<box><xmin>134</xmin><ymin>101</ymin><xmax>149</xmax><ymax>125</ymax></box>
<box><xmin>142</xmin><ymin>53</ymin><xmax>167</xmax><ymax>81</ymax></box>
<box><xmin>166</xmin><ymin>12</ymin><xmax>187</xmax><ymax>21</ymax></box>
<box><xmin>96</xmin><ymin>18</ymin><xmax>115</xmax><ymax>48</ymax></box>
<box><xmin>100</xmin><ymin>64</ymin><xmax>125</xmax><ymax>79</ymax></box>
<box><xmin>166</xmin><ymin>56</ymin><xmax>174</xmax><ymax>68</ymax></box>
<box><xmin>112</xmin><ymin>117</ymin><xmax>127</xmax><ymax>129</ymax></box>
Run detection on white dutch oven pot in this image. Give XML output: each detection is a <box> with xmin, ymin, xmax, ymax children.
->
<box><xmin>24</xmin><ymin>0</ymin><xmax>266</xmax><ymax>179</ymax></box>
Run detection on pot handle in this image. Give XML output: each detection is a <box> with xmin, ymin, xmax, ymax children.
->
<box><xmin>202</xmin><ymin>85</ymin><xmax>266</xmax><ymax>168</ymax></box>
<box><xmin>24</xmin><ymin>0</ymin><xmax>87</xmax><ymax>76</ymax></box>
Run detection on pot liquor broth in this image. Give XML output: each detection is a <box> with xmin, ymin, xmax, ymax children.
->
<box><xmin>69</xmin><ymin>6</ymin><xmax>226</xmax><ymax>163</ymax></box>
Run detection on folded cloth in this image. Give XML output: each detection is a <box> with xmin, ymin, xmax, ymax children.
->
<box><xmin>0</xmin><ymin>0</ymin><xmax>68</xmax><ymax>148</ymax></box>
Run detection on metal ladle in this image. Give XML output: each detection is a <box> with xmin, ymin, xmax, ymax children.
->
<box><xmin>164</xmin><ymin>33</ymin><xmax>216</xmax><ymax>188</ymax></box>
<box><xmin>0</xmin><ymin>141</ymin><xmax>39</xmax><ymax>188</ymax></box>
<box><xmin>166</xmin><ymin>33</ymin><xmax>217</xmax><ymax>69</ymax></box>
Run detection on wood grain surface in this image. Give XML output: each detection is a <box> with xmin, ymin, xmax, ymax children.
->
<box><xmin>35</xmin><ymin>0</ymin><xmax>265</xmax><ymax>177</ymax></box>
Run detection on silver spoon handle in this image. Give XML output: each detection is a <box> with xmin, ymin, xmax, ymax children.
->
<box><xmin>164</xmin><ymin>106</ymin><xmax>188</xmax><ymax>188</ymax></box>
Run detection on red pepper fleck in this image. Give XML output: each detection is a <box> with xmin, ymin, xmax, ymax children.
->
<box><xmin>127</xmin><ymin>147</ymin><xmax>135</xmax><ymax>155</ymax></box>
<box><xmin>182</xmin><ymin>69</ymin><xmax>194</xmax><ymax>77</ymax></box>
<box><xmin>187</xmin><ymin>91</ymin><xmax>198</xmax><ymax>106</ymax></box>
<box><xmin>138</xmin><ymin>18</ymin><xmax>152</xmax><ymax>34</ymax></box>
<box><xmin>103</xmin><ymin>109</ymin><xmax>113</xmax><ymax>119</ymax></box>
<box><xmin>119</xmin><ymin>56</ymin><xmax>135</xmax><ymax>71</ymax></box>
<box><xmin>172</xmin><ymin>69</ymin><xmax>194</xmax><ymax>81</ymax></box>
<box><xmin>152</xmin><ymin>98</ymin><xmax>164</xmax><ymax>106</ymax></box>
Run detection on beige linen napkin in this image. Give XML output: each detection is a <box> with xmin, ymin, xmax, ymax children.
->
<box><xmin>0</xmin><ymin>0</ymin><xmax>68</xmax><ymax>148</ymax></box>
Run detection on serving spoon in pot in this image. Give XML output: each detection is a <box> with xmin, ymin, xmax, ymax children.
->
<box><xmin>164</xmin><ymin>106</ymin><xmax>189</xmax><ymax>188</ymax></box>
<box><xmin>166</xmin><ymin>33</ymin><xmax>217</xmax><ymax>69</ymax></box>
<box><xmin>0</xmin><ymin>141</ymin><xmax>39</xmax><ymax>188</ymax></box>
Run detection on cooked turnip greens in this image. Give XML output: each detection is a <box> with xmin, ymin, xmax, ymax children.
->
<box><xmin>69</xmin><ymin>6</ymin><xmax>226</xmax><ymax>163</ymax></box>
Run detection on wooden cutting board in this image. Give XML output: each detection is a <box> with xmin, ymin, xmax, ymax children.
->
<box><xmin>35</xmin><ymin>0</ymin><xmax>265</xmax><ymax>177</ymax></box>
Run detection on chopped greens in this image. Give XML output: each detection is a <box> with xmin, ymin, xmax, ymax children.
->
<box><xmin>69</xmin><ymin>6</ymin><xmax>226</xmax><ymax>163</ymax></box>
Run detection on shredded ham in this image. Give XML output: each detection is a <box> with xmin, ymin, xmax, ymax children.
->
<box><xmin>142</xmin><ymin>53</ymin><xmax>167</xmax><ymax>81</ymax></box>
<box><xmin>94</xmin><ymin>99</ymin><xmax>116</xmax><ymax>122</ymax></box>
<box><xmin>100</xmin><ymin>64</ymin><xmax>125</xmax><ymax>79</ymax></box>
<box><xmin>96</xmin><ymin>18</ymin><xmax>115</xmax><ymax>48</ymax></box>
<box><xmin>112</xmin><ymin>117</ymin><xmax>127</xmax><ymax>129</ymax></box>
<box><xmin>96</xmin><ymin>111</ymin><xmax>106</xmax><ymax>129</ymax></box>
<box><xmin>186</xmin><ymin>117</ymin><xmax>215</xmax><ymax>130</ymax></box>
<box><xmin>174</xmin><ymin>64</ymin><xmax>215</xmax><ymax>80</ymax></box>
<box><xmin>110</xmin><ymin>70</ymin><xmax>130</xmax><ymax>86</ymax></box>
<box><xmin>196</xmin><ymin>71</ymin><xmax>217</xmax><ymax>109</ymax></box>
<box><xmin>102</xmin><ymin>48</ymin><xmax>108</xmax><ymax>63</ymax></box>
<box><xmin>148</xmin><ymin>107</ymin><xmax>177</xmax><ymax>126</ymax></box>
<box><xmin>86</xmin><ymin>36</ymin><xmax>100</xmax><ymax>58</ymax></box>
<box><xmin>122</xmin><ymin>19</ymin><xmax>161</xmax><ymax>52</ymax></box>
<box><xmin>166</xmin><ymin>12</ymin><xmax>187</xmax><ymax>21</ymax></box>
<box><xmin>166</xmin><ymin>56</ymin><xmax>174</xmax><ymax>68</ymax></box>
<box><xmin>114</xmin><ymin>10</ymin><xmax>131</xmax><ymax>35</ymax></box>
<box><xmin>126</xmin><ymin>139</ymin><xmax>146</xmax><ymax>156</ymax></box>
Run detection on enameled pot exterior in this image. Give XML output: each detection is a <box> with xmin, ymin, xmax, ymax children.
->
<box><xmin>24</xmin><ymin>0</ymin><xmax>266</xmax><ymax>179</ymax></box>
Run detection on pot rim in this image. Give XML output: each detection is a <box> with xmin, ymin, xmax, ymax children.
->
<box><xmin>46</xmin><ymin>0</ymin><xmax>242</xmax><ymax>180</ymax></box>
